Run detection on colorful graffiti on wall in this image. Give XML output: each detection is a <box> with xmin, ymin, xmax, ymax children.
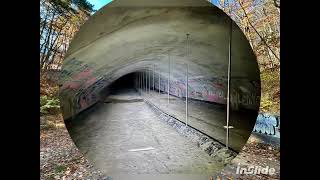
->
<box><xmin>59</xmin><ymin>58</ymin><xmax>109</xmax><ymax>119</ymax></box>
<box><xmin>150</xmin><ymin>74</ymin><xmax>260</xmax><ymax>110</ymax></box>
<box><xmin>253</xmin><ymin>113</ymin><xmax>280</xmax><ymax>137</ymax></box>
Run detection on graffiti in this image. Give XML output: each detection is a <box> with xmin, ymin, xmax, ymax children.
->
<box><xmin>194</xmin><ymin>91</ymin><xmax>203</xmax><ymax>98</ymax></box>
<box><xmin>61</xmin><ymin>66</ymin><xmax>97</xmax><ymax>92</ymax></box>
<box><xmin>208</xmin><ymin>93</ymin><xmax>224</xmax><ymax>103</ymax></box>
<box><xmin>64</xmin><ymin>58</ymin><xmax>82</xmax><ymax>66</ymax></box>
<box><xmin>151</xmin><ymin>75</ymin><xmax>259</xmax><ymax>108</ymax></box>
<box><xmin>72</xmin><ymin>68</ymin><xmax>93</xmax><ymax>80</ymax></box>
<box><xmin>239</xmin><ymin>93</ymin><xmax>259</xmax><ymax>106</ymax></box>
<box><xmin>61</xmin><ymin>81</ymin><xmax>82</xmax><ymax>90</ymax></box>
<box><xmin>60</xmin><ymin>58</ymin><xmax>107</xmax><ymax>118</ymax></box>
<box><xmin>79</xmin><ymin>95</ymin><xmax>88</xmax><ymax>109</ymax></box>
<box><xmin>253</xmin><ymin>113</ymin><xmax>280</xmax><ymax>136</ymax></box>
<box><xmin>61</xmin><ymin>58</ymin><xmax>95</xmax><ymax>79</ymax></box>
<box><xmin>73</xmin><ymin>77</ymin><xmax>111</xmax><ymax>112</ymax></box>
<box><xmin>75</xmin><ymin>89</ymin><xmax>98</xmax><ymax>111</ymax></box>
<box><xmin>84</xmin><ymin>77</ymin><xmax>98</xmax><ymax>88</ymax></box>
<box><xmin>60</xmin><ymin>69</ymin><xmax>72</xmax><ymax>78</ymax></box>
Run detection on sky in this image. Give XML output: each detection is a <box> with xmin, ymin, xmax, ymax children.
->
<box><xmin>88</xmin><ymin>0</ymin><xmax>113</xmax><ymax>11</ymax></box>
<box><xmin>88</xmin><ymin>0</ymin><xmax>219</xmax><ymax>12</ymax></box>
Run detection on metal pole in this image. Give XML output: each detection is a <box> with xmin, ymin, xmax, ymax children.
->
<box><xmin>167</xmin><ymin>51</ymin><xmax>170</xmax><ymax>106</ymax></box>
<box><xmin>140</xmin><ymin>72</ymin><xmax>141</xmax><ymax>92</ymax></box>
<box><xmin>153</xmin><ymin>64</ymin><xmax>155</xmax><ymax>91</ymax></box>
<box><xmin>149</xmin><ymin>68</ymin><xmax>151</xmax><ymax>94</ymax></box>
<box><xmin>186</xmin><ymin>33</ymin><xmax>190</xmax><ymax>127</ymax></box>
<box><xmin>134</xmin><ymin>73</ymin><xmax>136</xmax><ymax>89</ymax></box>
<box><xmin>145</xmin><ymin>70</ymin><xmax>147</xmax><ymax>92</ymax></box>
<box><xmin>186</xmin><ymin>63</ymin><xmax>189</xmax><ymax>126</ymax></box>
<box><xmin>139</xmin><ymin>72</ymin><xmax>141</xmax><ymax>92</ymax></box>
<box><xmin>159</xmin><ymin>69</ymin><xmax>161</xmax><ymax>94</ymax></box>
<box><xmin>144</xmin><ymin>71</ymin><xmax>146</xmax><ymax>92</ymax></box>
<box><xmin>226</xmin><ymin>16</ymin><xmax>233</xmax><ymax>150</ymax></box>
<box><xmin>146</xmin><ymin>69</ymin><xmax>148</xmax><ymax>93</ymax></box>
<box><xmin>135</xmin><ymin>73</ymin><xmax>136</xmax><ymax>89</ymax></box>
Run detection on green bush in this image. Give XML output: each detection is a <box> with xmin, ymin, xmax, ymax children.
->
<box><xmin>40</xmin><ymin>95</ymin><xmax>60</xmax><ymax>115</ymax></box>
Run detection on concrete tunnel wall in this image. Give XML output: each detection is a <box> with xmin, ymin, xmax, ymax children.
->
<box><xmin>59</xmin><ymin>0</ymin><xmax>261</xmax><ymax>120</ymax></box>
<box><xmin>134</xmin><ymin>70</ymin><xmax>260</xmax><ymax>109</ymax></box>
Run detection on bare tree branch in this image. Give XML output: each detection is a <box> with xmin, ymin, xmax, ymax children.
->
<box><xmin>236</xmin><ymin>0</ymin><xmax>280</xmax><ymax>61</ymax></box>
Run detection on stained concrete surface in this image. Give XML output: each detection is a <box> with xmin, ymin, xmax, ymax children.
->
<box><xmin>141</xmin><ymin>90</ymin><xmax>257</xmax><ymax>152</ymax></box>
<box><xmin>66</xmin><ymin>88</ymin><xmax>226</xmax><ymax>176</ymax></box>
<box><xmin>59</xmin><ymin>0</ymin><xmax>260</xmax><ymax>120</ymax></box>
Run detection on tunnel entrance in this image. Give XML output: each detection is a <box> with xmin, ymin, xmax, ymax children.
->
<box><xmin>107</xmin><ymin>72</ymin><xmax>136</xmax><ymax>93</ymax></box>
<box><xmin>60</xmin><ymin>0</ymin><xmax>261</xmax><ymax>176</ymax></box>
<box><xmin>67</xmin><ymin>80</ymin><xmax>229</xmax><ymax>175</ymax></box>
<box><xmin>102</xmin><ymin>72</ymin><xmax>144</xmax><ymax>104</ymax></box>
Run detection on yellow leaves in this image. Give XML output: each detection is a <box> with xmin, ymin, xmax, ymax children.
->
<box><xmin>259</xmin><ymin>69</ymin><xmax>280</xmax><ymax>113</ymax></box>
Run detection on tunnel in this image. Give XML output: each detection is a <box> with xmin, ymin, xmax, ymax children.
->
<box><xmin>107</xmin><ymin>73</ymin><xmax>136</xmax><ymax>91</ymax></box>
<box><xmin>59</xmin><ymin>0</ymin><xmax>261</xmax><ymax>176</ymax></box>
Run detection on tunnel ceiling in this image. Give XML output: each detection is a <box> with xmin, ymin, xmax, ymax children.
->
<box><xmin>59</xmin><ymin>0</ymin><xmax>260</xmax><ymax>120</ymax></box>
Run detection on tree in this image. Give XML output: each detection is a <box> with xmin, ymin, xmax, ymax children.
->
<box><xmin>217</xmin><ymin>0</ymin><xmax>280</xmax><ymax>70</ymax></box>
<box><xmin>40</xmin><ymin>0</ymin><xmax>94</xmax><ymax>71</ymax></box>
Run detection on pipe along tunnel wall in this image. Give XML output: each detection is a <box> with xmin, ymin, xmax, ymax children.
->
<box><xmin>59</xmin><ymin>0</ymin><xmax>261</xmax><ymax>154</ymax></box>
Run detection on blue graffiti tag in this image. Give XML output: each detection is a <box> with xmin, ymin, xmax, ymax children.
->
<box><xmin>253</xmin><ymin>113</ymin><xmax>280</xmax><ymax>136</ymax></box>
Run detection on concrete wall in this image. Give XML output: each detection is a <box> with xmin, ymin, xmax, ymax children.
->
<box><xmin>59</xmin><ymin>0</ymin><xmax>260</xmax><ymax>120</ymax></box>
<box><xmin>137</xmin><ymin>71</ymin><xmax>260</xmax><ymax>109</ymax></box>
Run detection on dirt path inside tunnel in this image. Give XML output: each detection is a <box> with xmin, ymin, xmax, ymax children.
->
<box><xmin>143</xmin><ymin>91</ymin><xmax>258</xmax><ymax>152</ymax></box>
<box><xmin>66</xmin><ymin>88</ymin><xmax>226</xmax><ymax>176</ymax></box>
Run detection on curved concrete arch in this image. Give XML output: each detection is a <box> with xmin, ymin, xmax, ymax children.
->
<box><xmin>59</xmin><ymin>0</ymin><xmax>260</xmax><ymax>120</ymax></box>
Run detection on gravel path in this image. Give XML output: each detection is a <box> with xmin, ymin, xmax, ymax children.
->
<box><xmin>67</xmin><ymin>89</ymin><xmax>226</xmax><ymax>175</ymax></box>
<box><xmin>40</xmin><ymin>114</ymin><xmax>279</xmax><ymax>180</ymax></box>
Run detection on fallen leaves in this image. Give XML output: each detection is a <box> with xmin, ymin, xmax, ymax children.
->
<box><xmin>40</xmin><ymin>114</ymin><xmax>105</xmax><ymax>180</ymax></box>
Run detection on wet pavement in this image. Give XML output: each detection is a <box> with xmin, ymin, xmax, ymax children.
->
<box><xmin>141</xmin><ymin>90</ymin><xmax>258</xmax><ymax>152</ymax></box>
<box><xmin>66</xmin><ymin>88</ymin><xmax>225</xmax><ymax>176</ymax></box>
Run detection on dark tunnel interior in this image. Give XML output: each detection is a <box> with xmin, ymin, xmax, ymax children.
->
<box><xmin>107</xmin><ymin>72</ymin><xmax>136</xmax><ymax>93</ymax></box>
